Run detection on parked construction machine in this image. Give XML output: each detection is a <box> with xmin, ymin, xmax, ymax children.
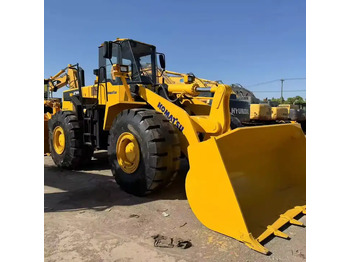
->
<box><xmin>160</xmin><ymin>70</ymin><xmax>250</xmax><ymax>127</ymax></box>
<box><xmin>44</xmin><ymin>81</ymin><xmax>60</xmax><ymax>154</ymax></box>
<box><xmin>44</xmin><ymin>64</ymin><xmax>85</xmax><ymax>153</ymax></box>
<box><xmin>48</xmin><ymin>38</ymin><xmax>306</xmax><ymax>254</ymax></box>
<box><xmin>160</xmin><ymin>71</ymin><xmax>294</xmax><ymax>128</ymax></box>
<box><xmin>278</xmin><ymin>104</ymin><xmax>306</xmax><ymax>133</ymax></box>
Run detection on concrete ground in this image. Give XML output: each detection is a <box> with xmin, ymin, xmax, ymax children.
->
<box><xmin>44</xmin><ymin>152</ymin><xmax>306</xmax><ymax>262</ymax></box>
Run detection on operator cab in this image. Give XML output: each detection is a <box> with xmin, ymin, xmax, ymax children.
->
<box><xmin>98</xmin><ymin>39</ymin><xmax>160</xmax><ymax>86</ymax></box>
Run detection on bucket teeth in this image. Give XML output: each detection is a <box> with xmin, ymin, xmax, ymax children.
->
<box><xmin>280</xmin><ymin>215</ymin><xmax>305</xmax><ymax>226</ymax></box>
<box><xmin>244</xmin><ymin>233</ymin><xmax>269</xmax><ymax>254</ymax></box>
<box><xmin>257</xmin><ymin>205</ymin><xmax>306</xmax><ymax>243</ymax></box>
<box><xmin>295</xmin><ymin>205</ymin><xmax>306</xmax><ymax>215</ymax></box>
<box><xmin>289</xmin><ymin>218</ymin><xmax>304</xmax><ymax>226</ymax></box>
<box><xmin>267</xmin><ymin>226</ymin><xmax>289</xmax><ymax>239</ymax></box>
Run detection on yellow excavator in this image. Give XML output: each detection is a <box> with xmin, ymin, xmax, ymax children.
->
<box><xmin>160</xmin><ymin>70</ymin><xmax>294</xmax><ymax>127</ymax></box>
<box><xmin>160</xmin><ymin>70</ymin><xmax>250</xmax><ymax>127</ymax></box>
<box><xmin>161</xmin><ymin>71</ymin><xmax>307</xmax><ymax>134</ymax></box>
<box><xmin>47</xmin><ymin>38</ymin><xmax>306</xmax><ymax>254</ymax></box>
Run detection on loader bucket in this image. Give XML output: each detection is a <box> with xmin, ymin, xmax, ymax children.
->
<box><xmin>185</xmin><ymin>124</ymin><xmax>306</xmax><ymax>254</ymax></box>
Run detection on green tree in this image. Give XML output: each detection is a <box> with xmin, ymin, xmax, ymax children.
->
<box><xmin>285</xmin><ymin>96</ymin><xmax>305</xmax><ymax>105</ymax></box>
<box><xmin>270</xmin><ymin>97</ymin><xmax>283</xmax><ymax>104</ymax></box>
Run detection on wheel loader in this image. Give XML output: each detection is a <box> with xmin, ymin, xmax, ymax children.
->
<box><xmin>44</xmin><ymin>81</ymin><xmax>60</xmax><ymax>154</ymax></box>
<box><xmin>44</xmin><ymin>64</ymin><xmax>85</xmax><ymax>154</ymax></box>
<box><xmin>48</xmin><ymin>38</ymin><xmax>306</xmax><ymax>254</ymax></box>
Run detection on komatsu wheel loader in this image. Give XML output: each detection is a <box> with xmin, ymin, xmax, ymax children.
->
<box><xmin>48</xmin><ymin>38</ymin><xmax>306</xmax><ymax>254</ymax></box>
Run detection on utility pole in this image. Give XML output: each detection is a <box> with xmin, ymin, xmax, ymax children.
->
<box><xmin>280</xmin><ymin>79</ymin><xmax>285</xmax><ymax>102</ymax></box>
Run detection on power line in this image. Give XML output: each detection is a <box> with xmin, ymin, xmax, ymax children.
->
<box><xmin>245</xmin><ymin>77</ymin><xmax>306</xmax><ymax>87</ymax></box>
<box><xmin>245</xmin><ymin>79</ymin><xmax>280</xmax><ymax>87</ymax></box>
<box><xmin>251</xmin><ymin>89</ymin><xmax>306</xmax><ymax>93</ymax></box>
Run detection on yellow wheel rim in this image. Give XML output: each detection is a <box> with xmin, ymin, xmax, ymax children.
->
<box><xmin>53</xmin><ymin>126</ymin><xmax>65</xmax><ymax>155</ymax></box>
<box><xmin>116</xmin><ymin>132</ymin><xmax>140</xmax><ymax>174</ymax></box>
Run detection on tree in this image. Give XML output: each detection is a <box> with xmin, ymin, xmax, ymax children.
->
<box><xmin>285</xmin><ymin>96</ymin><xmax>305</xmax><ymax>105</ymax></box>
<box><xmin>270</xmin><ymin>97</ymin><xmax>283</xmax><ymax>104</ymax></box>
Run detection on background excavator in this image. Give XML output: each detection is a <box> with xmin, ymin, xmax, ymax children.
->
<box><xmin>161</xmin><ymin>70</ymin><xmax>306</xmax><ymax>132</ymax></box>
<box><xmin>47</xmin><ymin>38</ymin><xmax>305</xmax><ymax>254</ymax></box>
<box><xmin>159</xmin><ymin>70</ymin><xmax>250</xmax><ymax>128</ymax></box>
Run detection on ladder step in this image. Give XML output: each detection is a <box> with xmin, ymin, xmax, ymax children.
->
<box><xmin>83</xmin><ymin>133</ymin><xmax>95</xmax><ymax>137</ymax></box>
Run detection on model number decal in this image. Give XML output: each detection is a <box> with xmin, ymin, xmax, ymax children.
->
<box><xmin>157</xmin><ymin>102</ymin><xmax>184</xmax><ymax>132</ymax></box>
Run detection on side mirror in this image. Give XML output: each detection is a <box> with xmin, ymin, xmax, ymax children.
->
<box><xmin>158</xmin><ymin>53</ymin><xmax>166</xmax><ymax>70</ymax></box>
<box><xmin>103</xmin><ymin>41</ymin><xmax>113</xmax><ymax>59</ymax></box>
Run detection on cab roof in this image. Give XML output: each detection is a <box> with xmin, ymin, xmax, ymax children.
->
<box><xmin>100</xmin><ymin>38</ymin><xmax>155</xmax><ymax>49</ymax></box>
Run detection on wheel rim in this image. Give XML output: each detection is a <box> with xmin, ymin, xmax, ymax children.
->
<box><xmin>53</xmin><ymin>126</ymin><xmax>65</xmax><ymax>155</ymax></box>
<box><xmin>116</xmin><ymin>132</ymin><xmax>140</xmax><ymax>174</ymax></box>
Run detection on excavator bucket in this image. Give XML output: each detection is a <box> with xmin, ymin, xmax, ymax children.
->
<box><xmin>185</xmin><ymin>123</ymin><xmax>305</xmax><ymax>254</ymax></box>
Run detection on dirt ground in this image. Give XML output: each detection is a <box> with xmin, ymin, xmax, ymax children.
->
<box><xmin>44</xmin><ymin>152</ymin><xmax>306</xmax><ymax>262</ymax></box>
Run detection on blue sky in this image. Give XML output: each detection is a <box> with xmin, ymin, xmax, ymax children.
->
<box><xmin>45</xmin><ymin>0</ymin><xmax>305</xmax><ymax>100</ymax></box>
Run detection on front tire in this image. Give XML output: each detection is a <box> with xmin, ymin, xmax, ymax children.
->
<box><xmin>108</xmin><ymin>109</ymin><xmax>181</xmax><ymax>196</ymax></box>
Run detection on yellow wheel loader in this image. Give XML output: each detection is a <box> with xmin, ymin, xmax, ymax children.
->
<box><xmin>44</xmin><ymin>81</ymin><xmax>61</xmax><ymax>154</ymax></box>
<box><xmin>44</xmin><ymin>64</ymin><xmax>85</xmax><ymax>154</ymax></box>
<box><xmin>44</xmin><ymin>98</ymin><xmax>60</xmax><ymax>154</ymax></box>
<box><xmin>48</xmin><ymin>38</ymin><xmax>306</xmax><ymax>254</ymax></box>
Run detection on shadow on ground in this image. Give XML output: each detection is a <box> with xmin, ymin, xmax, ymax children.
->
<box><xmin>45</xmin><ymin>151</ymin><xmax>189</xmax><ymax>213</ymax></box>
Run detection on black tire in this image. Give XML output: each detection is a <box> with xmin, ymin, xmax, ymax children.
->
<box><xmin>230</xmin><ymin>116</ymin><xmax>243</xmax><ymax>129</ymax></box>
<box><xmin>48</xmin><ymin>111</ymin><xmax>93</xmax><ymax>169</ymax></box>
<box><xmin>108</xmin><ymin>109</ymin><xmax>181</xmax><ymax>196</ymax></box>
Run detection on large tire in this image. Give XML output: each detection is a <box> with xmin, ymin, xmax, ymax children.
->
<box><xmin>108</xmin><ymin>109</ymin><xmax>181</xmax><ymax>196</ymax></box>
<box><xmin>48</xmin><ymin>111</ymin><xmax>93</xmax><ymax>169</ymax></box>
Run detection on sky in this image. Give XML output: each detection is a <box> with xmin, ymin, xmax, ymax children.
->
<box><xmin>44</xmin><ymin>0</ymin><xmax>306</xmax><ymax>100</ymax></box>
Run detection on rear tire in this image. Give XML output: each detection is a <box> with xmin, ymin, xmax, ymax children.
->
<box><xmin>48</xmin><ymin>111</ymin><xmax>93</xmax><ymax>169</ymax></box>
<box><xmin>108</xmin><ymin>108</ymin><xmax>181</xmax><ymax>196</ymax></box>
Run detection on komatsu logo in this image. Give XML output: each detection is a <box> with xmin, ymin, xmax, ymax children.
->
<box><xmin>157</xmin><ymin>102</ymin><xmax>184</xmax><ymax>132</ymax></box>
